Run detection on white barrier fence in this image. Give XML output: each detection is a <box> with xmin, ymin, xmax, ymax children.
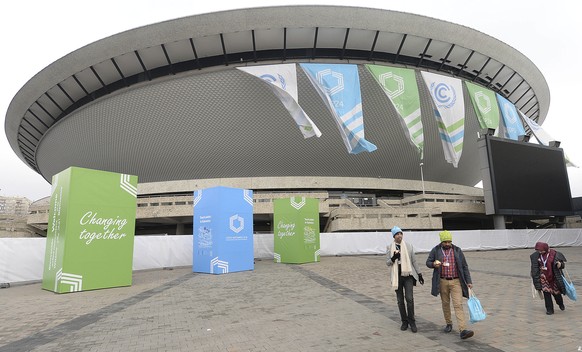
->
<box><xmin>1</xmin><ymin>229</ymin><xmax>581</xmax><ymax>284</ymax></box>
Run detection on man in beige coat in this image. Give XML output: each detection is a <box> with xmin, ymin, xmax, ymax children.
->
<box><xmin>387</xmin><ymin>226</ymin><xmax>424</xmax><ymax>332</ymax></box>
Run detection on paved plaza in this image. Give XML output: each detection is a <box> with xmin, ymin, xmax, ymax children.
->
<box><xmin>1</xmin><ymin>247</ymin><xmax>581</xmax><ymax>352</ymax></box>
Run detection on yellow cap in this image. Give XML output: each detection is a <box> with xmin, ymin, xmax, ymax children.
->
<box><xmin>439</xmin><ymin>230</ymin><xmax>452</xmax><ymax>242</ymax></box>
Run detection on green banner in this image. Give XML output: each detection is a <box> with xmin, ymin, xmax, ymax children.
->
<box><xmin>42</xmin><ymin>167</ymin><xmax>138</xmax><ymax>293</ymax></box>
<box><xmin>465</xmin><ymin>81</ymin><xmax>500</xmax><ymax>131</ymax></box>
<box><xmin>366</xmin><ymin>64</ymin><xmax>424</xmax><ymax>158</ymax></box>
<box><xmin>273</xmin><ymin>197</ymin><xmax>320</xmax><ymax>264</ymax></box>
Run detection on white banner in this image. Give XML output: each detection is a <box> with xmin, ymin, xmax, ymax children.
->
<box><xmin>2</xmin><ymin>230</ymin><xmax>582</xmax><ymax>283</ymax></box>
<box><xmin>421</xmin><ymin>72</ymin><xmax>466</xmax><ymax>167</ymax></box>
<box><xmin>238</xmin><ymin>64</ymin><xmax>321</xmax><ymax>138</ymax></box>
<box><xmin>521</xmin><ymin>112</ymin><xmax>576</xmax><ymax>167</ymax></box>
<box><xmin>521</xmin><ymin>111</ymin><xmax>553</xmax><ymax>145</ymax></box>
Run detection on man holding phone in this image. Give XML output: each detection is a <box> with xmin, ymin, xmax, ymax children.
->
<box><xmin>386</xmin><ymin>226</ymin><xmax>424</xmax><ymax>333</ymax></box>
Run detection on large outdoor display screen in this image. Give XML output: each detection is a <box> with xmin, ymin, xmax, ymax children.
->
<box><xmin>482</xmin><ymin>136</ymin><xmax>573</xmax><ymax>216</ymax></box>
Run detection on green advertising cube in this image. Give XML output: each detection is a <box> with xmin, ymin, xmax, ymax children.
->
<box><xmin>273</xmin><ymin>197</ymin><xmax>320</xmax><ymax>264</ymax></box>
<box><xmin>42</xmin><ymin>167</ymin><xmax>138</xmax><ymax>293</ymax></box>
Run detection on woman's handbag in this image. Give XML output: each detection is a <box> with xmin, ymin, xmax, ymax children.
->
<box><xmin>467</xmin><ymin>288</ymin><xmax>487</xmax><ymax>323</ymax></box>
<box><xmin>563</xmin><ymin>268</ymin><xmax>577</xmax><ymax>301</ymax></box>
<box><xmin>531</xmin><ymin>283</ymin><xmax>543</xmax><ymax>300</ymax></box>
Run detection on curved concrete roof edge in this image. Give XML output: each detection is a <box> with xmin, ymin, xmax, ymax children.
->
<box><xmin>5</xmin><ymin>5</ymin><xmax>549</xmax><ymax>164</ymax></box>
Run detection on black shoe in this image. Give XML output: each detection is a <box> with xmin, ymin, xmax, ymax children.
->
<box><xmin>460</xmin><ymin>330</ymin><xmax>474</xmax><ymax>340</ymax></box>
<box><xmin>410</xmin><ymin>323</ymin><xmax>417</xmax><ymax>333</ymax></box>
<box><xmin>559</xmin><ymin>304</ymin><xmax>565</xmax><ymax>311</ymax></box>
<box><xmin>400</xmin><ymin>322</ymin><xmax>408</xmax><ymax>331</ymax></box>
<box><xmin>546</xmin><ymin>310</ymin><xmax>554</xmax><ymax>315</ymax></box>
<box><xmin>443</xmin><ymin>324</ymin><xmax>452</xmax><ymax>333</ymax></box>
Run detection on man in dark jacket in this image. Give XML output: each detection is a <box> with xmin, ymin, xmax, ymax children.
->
<box><xmin>426</xmin><ymin>230</ymin><xmax>474</xmax><ymax>340</ymax></box>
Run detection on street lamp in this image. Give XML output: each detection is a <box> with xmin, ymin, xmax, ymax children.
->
<box><xmin>419</xmin><ymin>162</ymin><xmax>425</xmax><ymax>196</ymax></box>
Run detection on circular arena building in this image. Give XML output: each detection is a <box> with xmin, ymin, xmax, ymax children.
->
<box><xmin>7</xmin><ymin>6</ymin><xmax>550</xmax><ymax>234</ymax></box>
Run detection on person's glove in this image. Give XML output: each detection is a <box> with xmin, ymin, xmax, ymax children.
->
<box><xmin>391</xmin><ymin>251</ymin><xmax>400</xmax><ymax>262</ymax></box>
<box><xmin>418</xmin><ymin>273</ymin><xmax>424</xmax><ymax>285</ymax></box>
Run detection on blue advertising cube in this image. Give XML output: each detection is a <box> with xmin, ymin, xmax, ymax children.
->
<box><xmin>193</xmin><ymin>186</ymin><xmax>254</xmax><ymax>274</ymax></box>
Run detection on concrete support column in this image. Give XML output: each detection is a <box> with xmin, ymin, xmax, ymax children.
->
<box><xmin>176</xmin><ymin>223</ymin><xmax>185</xmax><ymax>236</ymax></box>
<box><xmin>493</xmin><ymin>215</ymin><xmax>506</xmax><ymax>229</ymax></box>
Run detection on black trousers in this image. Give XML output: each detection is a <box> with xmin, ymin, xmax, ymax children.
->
<box><xmin>396</xmin><ymin>275</ymin><xmax>415</xmax><ymax>323</ymax></box>
<box><xmin>543</xmin><ymin>291</ymin><xmax>564</xmax><ymax>312</ymax></box>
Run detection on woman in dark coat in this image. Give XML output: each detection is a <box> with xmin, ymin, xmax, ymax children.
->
<box><xmin>530</xmin><ymin>242</ymin><xmax>567</xmax><ymax>315</ymax></box>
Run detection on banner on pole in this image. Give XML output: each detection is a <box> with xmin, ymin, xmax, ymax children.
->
<box><xmin>300</xmin><ymin>63</ymin><xmax>377</xmax><ymax>154</ymax></box>
<box><xmin>521</xmin><ymin>112</ymin><xmax>577</xmax><ymax>167</ymax></box>
<box><xmin>465</xmin><ymin>81</ymin><xmax>500</xmax><ymax>134</ymax></box>
<box><xmin>496</xmin><ymin>93</ymin><xmax>526</xmax><ymax>140</ymax></box>
<box><xmin>238</xmin><ymin>64</ymin><xmax>321</xmax><ymax>138</ymax></box>
<box><xmin>366</xmin><ymin>64</ymin><xmax>424</xmax><ymax>158</ymax></box>
<box><xmin>421</xmin><ymin>71</ymin><xmax>466</xmax><ymax>167</ymax></box>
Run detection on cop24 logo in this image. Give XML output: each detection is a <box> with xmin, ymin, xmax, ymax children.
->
<box><xmin>316</xmin><ymin>69</ymin><xmax>344</xmax><ymax>96</ymax></box>
<box><xmin>259</xmin><ymin>73</ymin><xmax>286</xmax><ymax>90</ymax></box>
<box><xmin>430</xmin><ymin>82</ymin><xmax>456</xmax><ymax>109</ymax></box>
<box><xmin>229</xmin><ymin>214</ymin><xmax>244</xmax><ymax>233</ymax></box>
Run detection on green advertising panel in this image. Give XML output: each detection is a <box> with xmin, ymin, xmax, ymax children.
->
<box><xmin>42</xmin><ymin>167</ymin><xmax>138</xmax><ymax>293</ymax></box>
<box><xmin>273</xmin><ymin>197</ymin><xmax>320</xmax><ymax>264</ymax></box>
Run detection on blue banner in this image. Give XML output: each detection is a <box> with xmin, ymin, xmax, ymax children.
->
<box><xmin>193</xmin><ymin>186</ymin><xmax>254</xmax><ymax>274</ymax></box>
<box><xmin>300</xmin><ymin>63</ymin><xmax>377</xmax><ymax>154</ymax></box>
<box><xmin>496</xmin><ymin>93</ymin><xmax>525</xmax><ymax>140</ymax></box>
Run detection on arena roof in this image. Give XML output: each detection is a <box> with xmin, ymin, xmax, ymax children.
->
<box><xmin>5</xmin><ymin>5</ymin><xmax>549</xmax><ymax>188</ymax></box>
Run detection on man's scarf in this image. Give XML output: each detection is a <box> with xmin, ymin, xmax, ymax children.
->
<box><xmin>389</xmin><ymin>240</ymin><xmax>413</xmax><ymax>288</ymax></box>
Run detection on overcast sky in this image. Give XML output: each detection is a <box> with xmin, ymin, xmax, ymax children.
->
<box><xmin>2</xmin><ymin>0</ymin><xmax>581</xmax><ymax>200</ymax></box>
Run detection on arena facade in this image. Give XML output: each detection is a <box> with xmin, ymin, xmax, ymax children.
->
<box><xmin>6</xmin><ymin>6</ymin><xmax>555</xmax><ymax>234</ymax></box>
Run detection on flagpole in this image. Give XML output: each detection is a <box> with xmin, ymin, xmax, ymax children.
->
<box><xmin>420</xmin><ymin>162</ymin><xmax>426</xmax><ymax>196</ymax></box>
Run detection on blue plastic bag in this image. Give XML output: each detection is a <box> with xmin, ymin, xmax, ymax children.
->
<box><xmin>563</xmin><ymin>271</ymin><xmax>577</xmax><ymax>301</ymax></box>
<box><xmin>467</xmin><ymin>288</ymin><xmax>486</xmax><ymax>323</ymax></box>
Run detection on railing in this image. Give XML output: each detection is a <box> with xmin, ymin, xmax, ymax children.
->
<box><xmin>26</xmin><ymin>191</ymin><xmax>485</xmax><ymax>234</ymax></box>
